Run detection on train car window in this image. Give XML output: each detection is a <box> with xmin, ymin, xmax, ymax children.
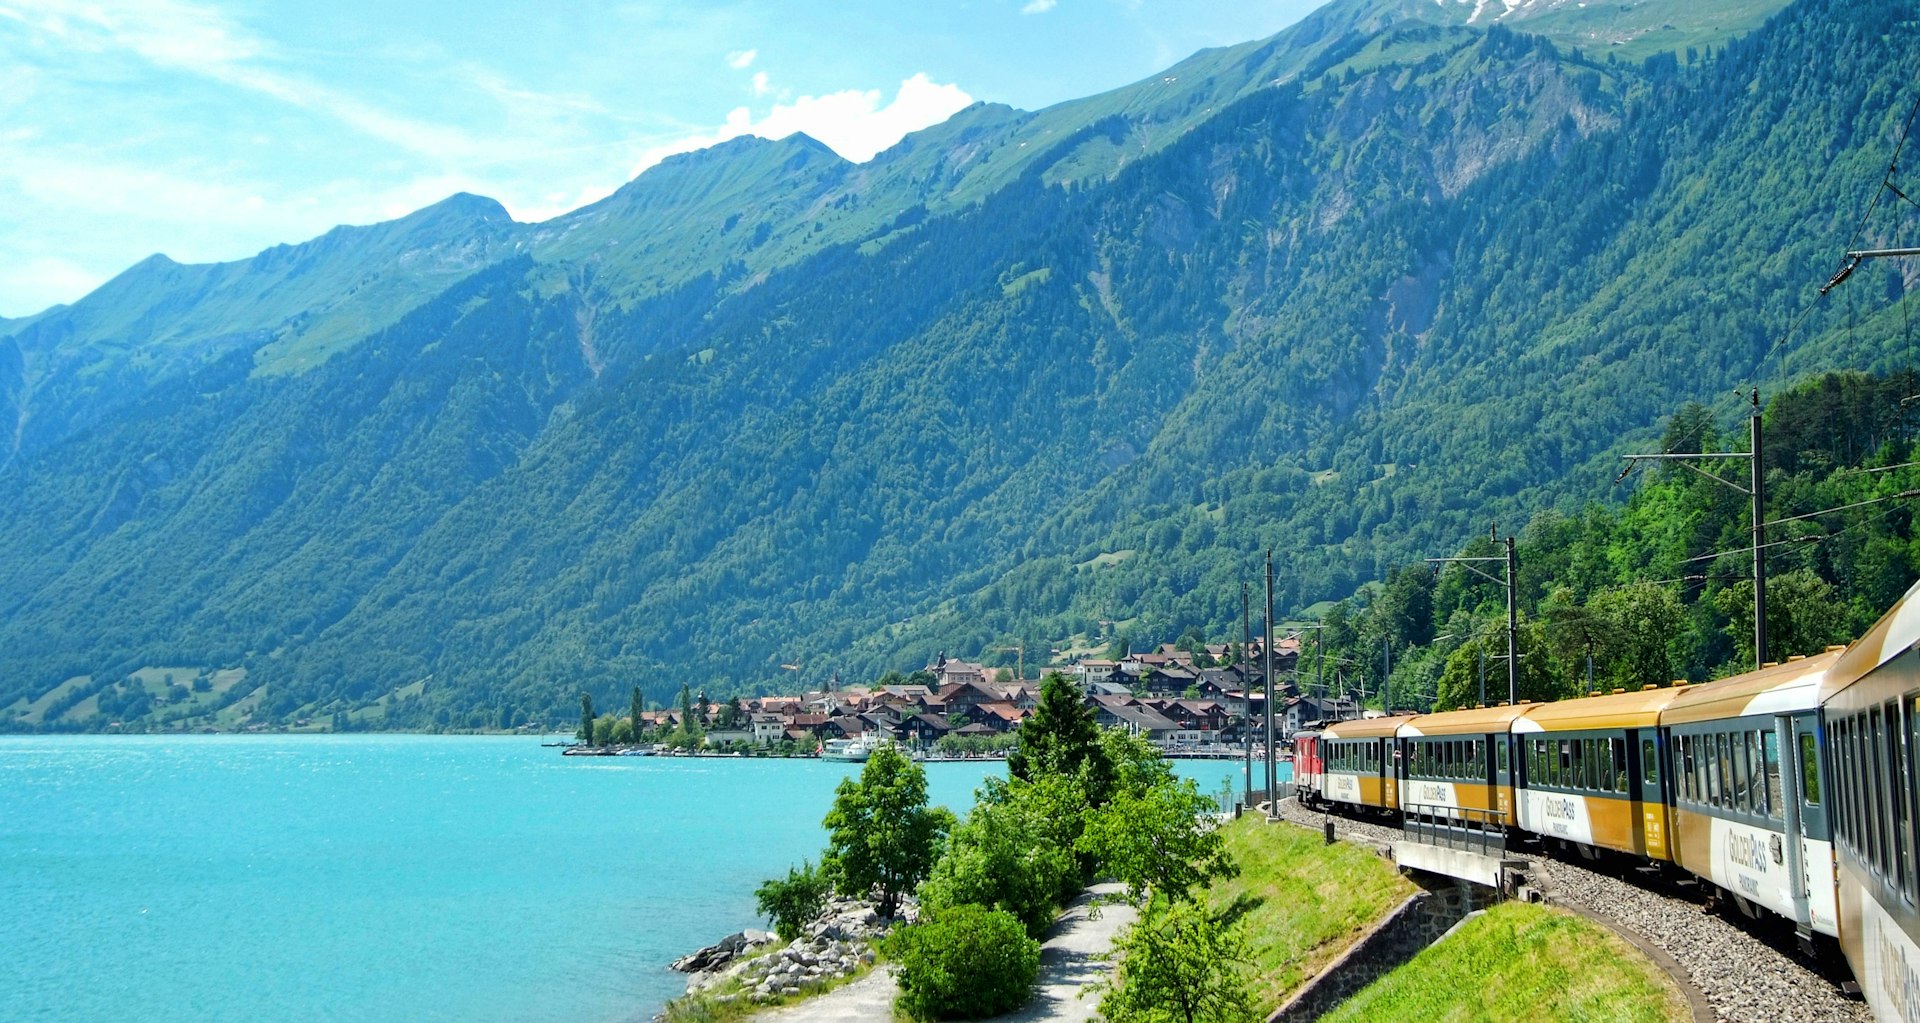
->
<box><xmin>1732</xmin><ymin>732</ymin><xmax>1752</xmax><ymax>814</ymax></box>
<box><xmin>1569</xmin><ymin>740</ymin><xmax>1583</xmax><ymax>790</ymax></box>
<box><xmin>1676</xmin><ymin>736</ymin><xmax>1690</xmax><ymax>802</ymax></box>
<box><xmin>1722</xmin><ymin>733</ymin><xmax>1738</xmax><ymax>810</ymax></box>
<box><xmin>1612</xmin><ymin>738</ymin><xmax>1629</xmax><ymax>793</ymax></box>
<box><xmin>1706</xmin><ymin>734</ymin><xmax>1724</xmax><ymax>806</ymax></box>
<box><xmin>1763</xmin><ymin>731</ymin><xmax>1783</xmax><ymax>823</ymax></box>
<box><xmin>1557</xmin><ymin>740</ymin><xmax>1571</xmax><ymax>788</ymax></box>
<box><xmin>1875</xmin><ymin>706</ymin><xmax>1892</xmax><ymax>877</ymax></box>
<box><xmin>1695</xmin><ymin>734</ymin><xmax>1710</xmax><ymax>805</ymax></box>
<box><xmin>1892</xmin><ymin>700</ymin><xmax>1913</xmax><ymax>900</ymax></box>
<box><xmin>1532</xmin><ymin>741</ymin><xmax>1545</xmax><ymax>785</ymax></box>
<box><xmin>1498</xmin><ymin>736</ymin><xmax>1509</xmax><ymax>776</ymax></box>
<box><xmin>1801</xmin><ymin>730</ymin><xmax>1820</xmax><ymax>807</ymax></box>
<box><xmin>1583</xmin><ymin>738</ymin><xmax>1598</xmax><ymax>791</ymax></box>
<box><xmin>1643</xmin><ymin>738</ymin><xmax>1660</xmax><ymax>790</ymax></box>
<box><xmin>1685</xmin><ymin>735</ymin><xmax>1699</xmax><ymax>803</ymax></box>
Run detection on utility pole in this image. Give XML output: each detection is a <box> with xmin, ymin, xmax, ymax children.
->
<box><xmin>1428</xmin><ymin>523</ymin><xmax>1520</xmax><ymax>705</ymax></box>
<box><xmin>1505</xmin><ymin>531</ymin><xmax>1520</xmax><ymax>703</ymax></box>
<box><xmin>1619</xmin><ymin>391</ymin><xmax>1768</xmax><ymax>667</ymax></box>
<box><xmin>1382</xmin><ymin>637</ymin><xmax>1391</xmax><ymax>715</ymax></box>
<box><xmin>1264</xmin><ymin>549</ymin><xmax>1277</xmax><ymax>818</ymax></box>
<box><xmin>1241</xmin><ymin>581</ymin><xmax>1253</xmax><ymax>806</ymax></box>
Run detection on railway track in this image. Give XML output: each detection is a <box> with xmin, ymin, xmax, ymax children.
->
<box><xmin>1271</xmin><ymin>797</ymin><xmax>1870</xmax><ymax>1023</ymax></box>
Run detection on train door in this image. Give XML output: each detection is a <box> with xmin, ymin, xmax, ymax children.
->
<box><xmin>1782</xmin><ymin>712</ymin><xmax>1827</xmax><ymax>941</ymax></box>
<box><xmin>1492</xmin><ymin>731</ymin><xmax>1512</xmax><ymax>824</ymax></box>
<box><xmin>1383</xmin><ymin>737</ymin><xmax>1399</xmax><ymax>810</ymax></box>
<box><xmin>1633</xmin><ymin>728</ymin><xmax>1669</xmax><ymax>860</ymax></box>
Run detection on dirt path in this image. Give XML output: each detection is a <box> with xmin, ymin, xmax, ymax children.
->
<box><xmin>748</xmin><ymin>883</ymin><xmax>1136</xmax><ymax>1023</ymax></box>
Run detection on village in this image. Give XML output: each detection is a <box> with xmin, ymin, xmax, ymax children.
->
<box><xmin>581</xmin><ymin>634</ymin><xmax>1364</xmax><ymax>756</ymax></box>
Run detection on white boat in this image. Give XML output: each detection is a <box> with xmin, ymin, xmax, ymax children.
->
<box><xmin>819</xmin><ymin>734</ymin><xmax>884</xmax><ymax>762</ymax></box>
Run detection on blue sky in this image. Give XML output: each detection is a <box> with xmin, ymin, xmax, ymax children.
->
<box><xmin>0</xmin><ymin>0</ymin><xmax>1324</xmax><ymax>318</ymax></box>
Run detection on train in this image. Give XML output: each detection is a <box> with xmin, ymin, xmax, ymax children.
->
<box><xmin>1291</xmin><ymin>578</ymin><xmax>1920</xmax><ymax>1021</ymax></box>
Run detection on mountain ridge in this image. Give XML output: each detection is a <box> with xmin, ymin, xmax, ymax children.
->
<box><xmin>8</xmin><ymin>0</ymin><xmax>1907</xmax><ymax>733</ymax></box>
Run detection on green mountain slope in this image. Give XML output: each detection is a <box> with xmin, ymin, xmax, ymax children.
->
<box><xmin>1</xmin><ymin>0</ymin><xmax>1907</xmax><ymax>732</ymax></box>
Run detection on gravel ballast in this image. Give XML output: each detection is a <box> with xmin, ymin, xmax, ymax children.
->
<box><xmin>1270</xmin><ymin>798</ymin><xmax>1869</xmax><ymax>1023</ymax></box>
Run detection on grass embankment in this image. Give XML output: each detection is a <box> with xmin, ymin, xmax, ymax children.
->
<box><xmin>1205</xmin><ymin>816</ymin><xmax>1416</xmax><ymax>1014</ymax></box>
<box><xmin>1320</xmin><ymin>902</ymin><xmax>1687</xmax><ymax>1023</ymax></box>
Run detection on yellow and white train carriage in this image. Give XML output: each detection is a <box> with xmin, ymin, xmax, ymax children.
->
<box><xmin>1396</xmin><ymin>704</ymin><xmax>1532</xmax><ymax>830</ymax></box>
<box><xmin>1513</xmin><ymin>686</ymin><xmax>1688</xmax><ymax>860</ymax></box>
<box><xmin>1665</xmin><ymin>651</ymin><xmax>1842</xmax><ymax>942</ymax></box>
<box><xmin>1821</xmin><ymin>579</ymin><xmax>1920</xmax><ymax>1022</ymax></box>
<box><xmin>1317</xmin><ymin>715</ymin><xmax>1412</xmax><ymax>813</ymax></box>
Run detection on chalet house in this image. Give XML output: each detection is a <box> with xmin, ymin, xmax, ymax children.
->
<box><xmin>749</xmin><ymin>712</ymin><xmax>787</xmax><ymax>744</ymax></box>
<box><xmin>823</xmin><ymin>715</ymin><xmax>870</xmax><ymax>739</ymax></box>
<box><xmin>1087</xmin><ymin>694</ymin><xmax>1142</xmax><ymax>731</ymax></box>
<box><xmin>898</xmin><ymin>713</ymin><xmax>951</xmax><ymax>746</ymax></box>
<box><xmin>1284</xmin><ymin>695</ymin><xmax>1358</xmax><ymax>736</ymax></box>
<box><xmin>997</xmin><ymin>683</ymin><xmax>1040</xmax><ymax>710</ymax></box>
<box><xmin>1107</xmin><ymin>703</ymin><xmax>1179</xmax><ymax>744</ymax></box>
<box><xmin>788</xmin><ymin>712</ymin><xmax>829</xmax><ymax>738</ymax></box>
<box><xmin>1087</xmin><ymin>680</ymin><xmax>1134</xmax><ymax>698</ymax></box>
<box><xmin>964</xmin><ymin>702</ymin><xmax>1026</xmax><ymax>733</ymax></box>
<box><xmin>1139</xmin><ymin>665</ymin><xmax>1199</xmax><ymax>697</ymax></box>
<box><xmin>928</xmin><ymin>654</ymin><xmax>988</xmax><ymax>692</ymax></box>
<box><xmin>937</xmin><ymin>680</ymin><xmax>1003</xmax><ymax>715</ymax></box>
<box><xmin>1073</xmin><ymin>660</ymin><xmax>1121</xmax><ymax>686</ymax></box>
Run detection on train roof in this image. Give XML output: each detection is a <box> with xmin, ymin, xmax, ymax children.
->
<box><xmin>1397</xmin><ymin>703</ymin><xmax>1535</xmax><ymax>737</ymax></box>
<box><xmin>1513</xmin><ymin>685</ymin><xmax>1687</xmax><ymax>733</ymax></box>
<box><xmin>1660</xmin><ymin>649</ymin><xmax>1842</xmax><ymax>725</ymax></box>
<box><xmin>1823</xmin><ymin>577</ymin><xmax>1920</xmax><ymax>699</ymax></box>
<box><xmin>1321</xmin><ymin>715</ymin><xmax>1415</xmax><ymax>739</ymax></box>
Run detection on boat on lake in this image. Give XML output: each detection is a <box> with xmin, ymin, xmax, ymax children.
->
<box><xmin>818</xmin><ymin>735</ymin><xmax>884</xmax><ymax>762</ymax></box>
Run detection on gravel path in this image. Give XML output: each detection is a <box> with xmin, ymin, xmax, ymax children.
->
<box><xmin>747</xmin><ymin>883</ymin><xmax>1137</xmax><ymax>1023</ymax></box>
<box><xmin>1270</xmin><ymin>798</ymin><xmax>1870</xmax><ymax>1023</ymax></box>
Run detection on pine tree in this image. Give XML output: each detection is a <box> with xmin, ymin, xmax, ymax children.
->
<box><xmin>630</xmin><ymin>686</ymin><xmax>644</xmax><ymax>745</ymax></box>
<box><xmin>579</xmin><ymin>692</ymin><xmax>595</xmax><ymax>745</ymax></box>
<box><xmin>1008</xmin><ymin>671</ymin><xmax>1108</xmax><ymax>799</ymax></box>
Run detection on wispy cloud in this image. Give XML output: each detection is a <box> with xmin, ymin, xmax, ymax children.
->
<box><xmin>1022</xmin><ymin>0</ymin><xmax>1058</xmax><ymax>13</ymax></box>
<box><xmin>751</xmin><ymin>71</ymin><xmax>770</xmax><ymax>96</ymax></box>
<box><xmin>628</xmin><ymin>72</ymin><xmax>973</xmax><ymax>174</ymax></box>
<box><xmin>8</xmin><ymin>0</ymin><xmax>490</xmax><ymax>161</ymax></box>
<box><xmin>726</xmin><ymin>47</ymin><xmax>757</xmax><ymax>69</ymax></box>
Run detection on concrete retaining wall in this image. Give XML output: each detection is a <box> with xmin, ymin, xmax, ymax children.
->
<box><xmin>1266</xmin><ymin>875</ymin><xmax>1495</xmax><ymax>1023</ymax></box>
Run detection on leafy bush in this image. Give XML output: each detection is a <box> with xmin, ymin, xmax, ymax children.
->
<box><xmin>888</xmin><ymin>904</ymin><xmax>1040</xmax><ymax>1021</ymax></box>
<box><xmin>755</xmin><ymin>860</ymin><xmax>829</xmax><ymax>941</ymax></box>
<box><xmin>921</xmin><ymin>775</ymin><xmax>1080</xmax><ymax>937</ymax></box>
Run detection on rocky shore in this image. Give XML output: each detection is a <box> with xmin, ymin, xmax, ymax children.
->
<box><xmin>669</xmin><ymin>895</ymin><xmax>917</xmax><ymax>1008</ymax></box>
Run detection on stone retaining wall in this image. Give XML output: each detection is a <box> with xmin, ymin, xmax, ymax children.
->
<box><xmin>1266</xmin><ymin>874</ymin><xmax>1494</xmax><ymax>1023</ymax></box>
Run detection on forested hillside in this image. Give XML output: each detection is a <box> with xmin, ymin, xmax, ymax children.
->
<box><xmin>3</xmin><ymin>0</ymin><xmax>1917</xmax><ymax>732</ymax></box>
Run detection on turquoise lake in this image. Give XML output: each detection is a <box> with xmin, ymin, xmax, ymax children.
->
<box><xmin>0</xmin><ymin>735</ymin><xmax>1286</xmax><ymax>1023</ymax></box>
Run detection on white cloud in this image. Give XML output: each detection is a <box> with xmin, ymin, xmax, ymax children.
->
<box><xmin>2</xmin><ymin>256</ymin><xmax>104</xmax><ymax>313</ymax></box>
<box><xmin>629</xmin><ymin>72</ymin><xmax>973</xmax><ymax>175</ymax></box>
<box><xmin>751</xmin><ymin>71</ymin><xmax>770</xmax><ymax>96</ymax></box>
<box><xmin>726</xmin><ymin>48</ymin><xmax>757</xmax><ymax>70</ymax></box>
<box><xmin>1021</xmin><ymin>0</ymin><xmax>1058</xmax><ymax>13</ymax></box>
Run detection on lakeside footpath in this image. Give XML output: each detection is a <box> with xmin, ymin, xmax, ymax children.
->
<box><xmin>748</xmin><ymin>883</ymin><xmax>1136</xmax><ymax>1023</ymax></box>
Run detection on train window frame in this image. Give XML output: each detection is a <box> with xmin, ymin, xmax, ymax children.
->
<box><xmin>1497</xmin><ymin>736</ymin><xmax>1509</xmax><ymax>777</ymax></box>
<box><xmin>1557</xmin><ymin>739</ymin><xmax>1571</xmax><ymax>788</ymax></box>
<box><xmin>1712</xmin><ymin>733</ymin><xmax>1728</xmax><ymax>806</ymax></box>
<box><xmin>1874</xmin><ymin>706</ymin><xmax>1892</xmax><ymax>878</ymax></box>
<box><xmin>1800</xmin><ymin>728</ymin><xmax>1820</xmax><ymax>808</ymax></box>
<box><xmin>1895</xmin><ymin>698</ymin><xmax>1914</xmax><ymax>902</ymax></box>
<box><xmin>1762</xmin><ymin>730</ymin><xmax>1783</xmax><ymax>823</ymax></box>
<box><xmin>1732</xmin><ymin>731</ymin><xmax>1751</xmax><ymax>815</ymax></box>
<box><xmin>1612</xmin><ymin>737</ymin><xmax>1628</xmax><ymax>793</ymax></box>
<box><xmin>1643</xmin><ymin>737</ymin><xmax>1659</xmax><ymax>791</ymax></box>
